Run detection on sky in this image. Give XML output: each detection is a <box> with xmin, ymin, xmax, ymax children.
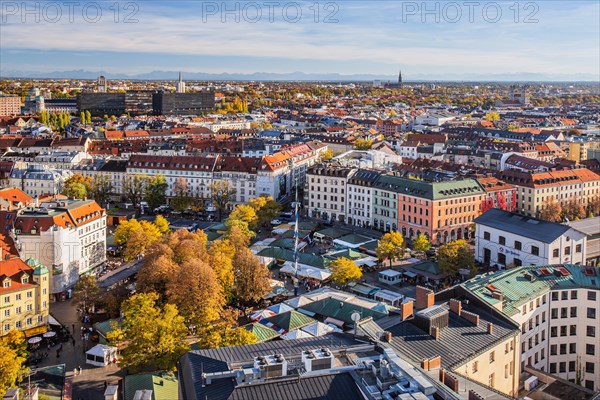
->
<box><xmin>1</xmin><ymin>0</ymin><xmax>599</xmax><ymax>80</ymax></box>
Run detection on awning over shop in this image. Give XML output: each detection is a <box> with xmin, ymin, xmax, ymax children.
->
<box><xmin>403</xmin><ymin>271</ymin><xmax>417</xmax><ymax>278</ymax></box>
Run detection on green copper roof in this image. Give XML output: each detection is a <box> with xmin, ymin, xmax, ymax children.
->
<box><xmin>462</xmin><ymin>265</ymin><xmax>600</xmax><ymax>317</ymax></box>
<box><xmin>300</xmin><ymin>297</ymin><xmax>389</xmax><ymax>324</ymax></box>
<box><xmin>373</xmin><ymin>175</ymin><xmax>485</xmax><ymax>200</ymax></box>
<box><xmin>26</xmin><ymin>258</ymin><xmax>49</xmax><ymax>275</ymax></box>
<box><xmin>243</xmin><ymin>322</ymin><xmax>281</xmax><ymax>343</ymax></box>
<box><xmin>124</xmin><ymin>372</ymin><xmax>178</xmax><ymax>400</ymax></box>
<box><xmin>265</xmin><ymin>310</ymin><xmax>316</xmax><ymax>332</ymax></box>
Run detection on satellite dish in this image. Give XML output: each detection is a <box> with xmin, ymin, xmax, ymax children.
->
<box><xmin>351</xmin><ymin>312</ymin><xmax>361</xmax><ymax>322</ymax></box>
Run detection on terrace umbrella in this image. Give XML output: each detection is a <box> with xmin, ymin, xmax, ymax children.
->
<box><xmin>28</xmin><ymin>337</ymin><xmax>42</xmax><ymax>344</ymax></box>
<box><xmin>43</xmin><ymin>331</ymin><xmax>56</xmax><ymax>338</ymax></box>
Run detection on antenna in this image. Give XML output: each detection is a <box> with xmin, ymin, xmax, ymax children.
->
<box><xmin>293</xmin><ymin>174</ymin><xmax>300</xmax><ymax>297</ymax></box>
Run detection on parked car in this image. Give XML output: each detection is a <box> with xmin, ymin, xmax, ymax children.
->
<box><xmin>271</xmin><ymin>219</ymin><xmax>282</xmax><ymax>226</ymax></box>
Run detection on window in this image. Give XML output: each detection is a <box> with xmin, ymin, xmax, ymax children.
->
<box><xmin>565</xmin><ymin>246</ymin><xmax>571</xmax><ymax>255</ymax></box>
<box><xmin>559</xmin><ymin>362</ymin><xmax>566</xmax><ymax>373</ymax></box>
<box><xmin>585</xmin><ymin>380</ymin><xmax>595</xmax><ymax>391</ymax></box>
<box><xmin>15</xmin><ymin>321</ymin><xmax>21</xmax><ymax>329</ymax></box>
<box><xmin>489</xmin><ymin>373</ymin><xmax>495</xmax><ymax>388</ymax></box>
<box><xmin>553</xmin><ymin>248</ymin><xmax>559</xmax><ymax>257</ymax></box>
<box><xmin>576</xmin><ymin>244</ymin><xmax>582</xmax><ymax>253</ymax></box>
<box><xmin>571</xmin><ymin>290</ymin><xmax>578</xmax><ymax>300</ymax></box>
<box><xmin>570</xmin><ymin>325</ymin><xmax>577</xmax><ymax>336</ymax></box>
<box><xmin>586</xmin><ymin>344</ymin><xmax>595</xmax><ymax>355</ymax></box>
<box><xmin>489</xmin><ymin>351</ymin><xmax>495</xmax><ymax>363</ymax></box>
<box><xmin>589</xmin><ymin>291</ymin><xmax>597</xmax><ymax>301</ymax></box>
<box><xmin>570</xmin><ymin>343</ymin><xmax>576</xmax><ymax>354</ymax></box>
<box><xmin>473</xmin><ymin>361</ymin><xmax>478</xmax><ymax>373</ymax></box>
<box><xmin>561</xmin><ymin>291</ymin><xmax>568</xmax><ymax>300</ymax></box>
<box><xmin>551</xmin><ymin>327</ymin><xmax>557</xmax><ymax>337</ymax></box>
<box><xmin>514</xmin><ymin>241</ymin><xmax>522</xmax><ymax>250</ymax></box>
<box><xmin>551</xmin><ymin>308</ymin><xmax>558</xmax><ymax>319</ymax></box>
<box><xmin>499</xmin><ymin>236</ymin><xmax>506</xmax><ymax>245</ymax></box>
<box><xmin>586</xmin><ymin>363</ymin><xmax>595</xmax><ymax>374</ymax></box>
<box><xmin>531</xmin><ymin>246</ymin><xmax>539</xmax><ymax>256</ymax></box>
<box><xmin>569</xmin><ymin>361</ymin><xmax>576</xmax><ymax>372</ymax></box>
<box><xmin>588</xmin><ymin>308</ymin><xmax>597</xmax><ymax>319</ymax></box>
<box><xmin>550</xmin><ymin>345</ymin><xmax>557</xmax><ymax>355</ymax></box>
<box><xmin>498</xmin><ymin>253</ymin><xmax>506</xmax><ymax>265</ymax></box>
<box><xmin>587</xmin><ymin>326</ymin><xmax>596</xmax><ymax>337</ymax></box>
<box><xmin>484</xmin><ymin>231</ymin><xmax>490</xmax><ymax>240</ymax></box>
<box><xmin>26</xmin><ymin>318</ymin><xmax>32</xmax><ymax>325</ymax></box>
<box><xmin>552</xmin><ymin>292</ymin><xmax>559</xmax><ymax>301</ymax></box>
<box><xmin>550</xmin><ymin>363</ymin><xmax>556</xmax><ymax>374</ymax></box>
<box><xmin>571</xmin><ymin>307</ymin><xmax>577</xmax><ymax>318</ymax></box>
<box><xmin>560</xmin><ymin>344</ymin><xmax>567</xmax><ymax>354</ymax></box>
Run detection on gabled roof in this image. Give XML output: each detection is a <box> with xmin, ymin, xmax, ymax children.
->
<box><xmin>243</xmin><ymin>322</ymin><xmax>281</xmax><ymax>343</ymax></box>
<box><xmin>474</xmin><ymin>208</ymin><xmax>576</xmax><ymax>243</ymax></box>
<box><xmin>264</xmin><ymin>310</ymin><xmax>316</xmax><ymax>332</ymax></box>
<box><xmin>299</xmin><ymin>297</ymin><xmax>388</xmax><ymax>324</ymax></box>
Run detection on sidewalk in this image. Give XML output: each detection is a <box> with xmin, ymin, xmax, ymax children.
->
<box><xmin>42</xmin><ymin>299</ymin><xmax>124</xmax><ymax>400</ymax></box>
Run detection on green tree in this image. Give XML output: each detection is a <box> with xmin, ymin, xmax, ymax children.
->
<box><xmin>0</xmin><ymin>330</ymin><xmax>28</xmax><ymax>398</ymax></box>
<box><xmin>85</xmin><ymin>110</ymin><xmax>91</xmax><ymax>124</ymax></box>
<box><xmin>210</xmin><ymin>180</ymin><xmax>236</xmax><ymax>221</ymax></box>
<box><xmin>412</xmin><ymin>234</ymin><xmax>431</xmax><ymax>253</ymax></box>
<box><xmin>72</xmin><ymin>275</ymin><xmax>101</xmax><ymax>315</ymax></box>
<box><xmin>89</xmin><ymin>173</ymin><xmax>113</xmax><ymax>206</ymax></box>
<box><xmin>107</xmin><ymin>293</ymin><xmax>189</xmax><ymax>372</ymax></box>
<box><xmin>79</xmin><ymin>111</ymin><xmax>85</xmax><ymax>124</ymax></box>
<box><xmin>329</xmin><ymin>257</ymin><xmax>363</xmax><ymax>285</ymax></box>
<box><xmin>63</xmin><ymin>182</ymin><xmax>87</xmax><ymax>199</ymax></box>
<box><xmin>437</xmin><ymin>239</ymin><xmax>474</xmax><ymax>275</ymax></box>
<box><xmin>122</xmin><ymin>175</ymin><xmax>147</xmax><ymax>206</ymax></box>
<box><xmin>248</xmin><ymin>195</ymin><xmax>281</xmax><ymax>226</ymax></box>
<box><xmin>170</xmin><ymin>177</ymin><xmax>191</xmax><ymax>212</ymax></box>
<box><xmin>376</xmin><ymin>231</ymin><xmax>405</xmax><ymax>267</ymax></box>
<box><xmin>144</xmin><ymin>175</ymin><xmax>168</xmax><ymax>211</ymax></box>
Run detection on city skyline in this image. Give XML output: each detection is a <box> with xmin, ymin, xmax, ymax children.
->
<box><xmin>1</xmin><ymin>1</ymin><xmax>599</xmax><ymax>81</ymax></box>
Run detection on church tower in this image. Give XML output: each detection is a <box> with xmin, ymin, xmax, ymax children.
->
<box><xmin>398</xmin><ymin>70</ymin><xmax>403</xmax><ymax>89</ymax></box>
<box><xmin>176</xmin><ymin>71</ymin><xmax>186</xmax><ymax>93</ymax></box>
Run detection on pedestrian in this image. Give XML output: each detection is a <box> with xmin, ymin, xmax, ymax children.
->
<box><xmin>72</xmin><ymin>338</ymin><xmax>75</xmax><ymax>346</ymax></box>
<box><xmin>56</xmin><ymin>350</ymin><xmax>60</xmax><ymax>358</ymax></box>
<box><xmin>78</xmin><ymin>365</ymin><xmax>82</xmax><ymax>374</ymax></box>
<box><xmin>72</xmin><ymin>323</ymin><xmax>75</xmax><ymax>334</ymax></box>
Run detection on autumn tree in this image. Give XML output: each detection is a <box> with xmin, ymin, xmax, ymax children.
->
<box><xmin>107</xmin><ymin>292</ymin><xmax>189</xmax><ymax>372</ymax></box>
<box><xmin>562</xmin><ymin>200</ymin><xmax>585</xmax><ymax>221</ymax></box>
<box><xmin>412</xmin><ymin>234</ymin><xmax>431</xmax><ymax>253</ymax></box>
<box><xmin>166</xmin><ymin>259</ymin><xmax>224</xmax><ymax>331</ymax></box>
<box><xmin>232</xmin><ymin>247</ymin><xmax>271</xmax><ymax>304</ymax></box>
<box><xmin>228</xmin><ymin>204</ymin><xmax>258</xmax><ymax>230</ymax></box>
<box><xmin>171</xmin><ymin>177</ymin><xmax>191</xmax><ymax>212</ymax></box>
<box><xmin>376</xmin><ymin>231</ymin><xmax>405</xmax><ymax>267</ymax></box>
<box><xmin>123</xmin><ymin>175</ymin><xmax>147</xmax><ymax>205</ymax></box>
<box><xmin>144</xmin><ymin>175</ymin><xmax>168</xmax><ymax>210</ymax></box>
<box><xmin>100</xmin><ymin>282</ymin><xmax>130</xmax><ymax>319</ymax></box>
<box><xmin>248</xmin><ymin>195</ymin><xmax>281</xmax><ymax>226</ymax></box>
<box><xmin>72</xmin><ymin>274</ymin><xmax>102</xmax><ymax>315</ymax></box>
<box><xmin>136</xmin><ymin>252</ymin><xmax>179</xmax><ymax>298</ymax></box>
<box><xmin>538</xmin><ymin>197</ymin><xmax>562</xmax><ymax>222</ymax></box>
<box><xmin>0</xmin><ymin>330</ymin><xmax>28</xmax><ymax>398</ymax></box>
<box><xmin>114</xmin><ymin>219</ymin><xmax>164</xmax><ymax>261</ymax></box>
<box><xmin>485</xmin><ymin>112</ymin><xmax>500</xmax><ymax>122</ymax></box>
<box><xmin>329</xmin><ymin>257</ymin><xmax>362</xmax><ymax>285</ymax></box>
<box><xmin>89</xmin><ymin>173</ymin><xmax>113</xmax><ymax>206</ymax></box>
<box><xmin>437</xmin><ymin>239</ymin><xmax>474</xmax><ymax>275</ymax></box>
<box><xmin>210</xmin><ymin>180</ymin><xmax>236</xmax><ymax>221</ymax></box>
<box><xmin>319</xmin><ymin>148</ymin><xmax>334</xmax><ymax>161</ymax></box>
<box><xmin>209</xmin><ymin>240</ymin><xmax>235</xmax><ymax>295</ymax></box>
<box><xmin>354</xmin><ymin>138</ymin><xmax>373</xmax><ymax>150</ymax></box>
<box><xmin>154</xmin><ymin>215</ymin><xmax>170</xmax><ymax>235</ymax></box>
<box><xmin>62</xmin><ymin>173</ymin><xmax>93</xmax><ymax>199</ymax></box>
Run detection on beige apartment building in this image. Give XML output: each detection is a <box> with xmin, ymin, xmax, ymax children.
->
<box><xmin>500</xmin><ymin>168</ymin><xmax>600</xmax><ymax>217</ymax></box>
<box><xmin>0</xmin><ymin>96</ymin><xmax>21</xmax><ymax>116</ymax></box>
<box><xmin>0</xmin><ymin>256</ymin><xmax>50</xmax><ymax>337</ymax></box>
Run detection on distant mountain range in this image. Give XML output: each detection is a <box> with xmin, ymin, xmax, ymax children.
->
<box><xmin>1</xmin><ymin>69</ymin><xmax>598</xmax><ymax>82</ymax></box>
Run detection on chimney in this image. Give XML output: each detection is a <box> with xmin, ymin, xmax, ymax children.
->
<box><xmin>416</xmin><ymin>286</ymin><xmax>434</xmax><ymax>309</ymax></box>
<box><xmin>461</xmin><ymin>310</ymin><xmax>480</xmax><ymax>326</ymax></box>
<box><xmin>487</xmin><ymin>323</ymin><xmax>493</xmax><ymax>334</ymax></box>
<box><xmin>449</xmin><ymin>299</ymin><xmax>462</xmax><ymax>316</ymax></box>
<box><xmin>400</xmin><ymin>299</ymin><xmax>414</xmax><ymax>320</ymax></box>
<box><xmin>430</xmin><ymin>326</ymin><xmax>440</xmax><ymax>340</ymax></box>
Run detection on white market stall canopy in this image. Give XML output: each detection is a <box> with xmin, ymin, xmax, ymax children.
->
<box><xmin>280</xmin><ymin>262</ymin><xmax>331</xmax><ymax>281</ymax></box>
<box><xmin>86</xmin><ymin>344</ymin><xmax>117</xmax><ymax>367</ymax></box>
<box><xmin>374</xmin><ymin>289</ymin><xmax>404</xmax><ymax>306</ymax></box>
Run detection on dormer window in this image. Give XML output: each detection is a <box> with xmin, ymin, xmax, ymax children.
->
<box><xmin>22</xmin><ymin>276</ymin><xmax>28</xmax><ymax>284</ymax></box>
<box><xmin>3</xmin><ymin>279</ymin><xmax>10</xmax><ymax>288</ymax></box>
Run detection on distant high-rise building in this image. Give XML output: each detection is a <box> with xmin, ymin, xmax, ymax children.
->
<box><xmin>97</xmin><ymin>75</ymin><xmax>107</xmax><ymax>93</ymax></box>
<box><xmin>176</xmin><ymin>72</ymin><xmax>186</xmax><ymax>93</ymax></box>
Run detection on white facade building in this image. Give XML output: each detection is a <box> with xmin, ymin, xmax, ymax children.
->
<box><xmin>474</xmin><ymin>209</ymin><xmax>587</xmax><ymax>268</ymax></box>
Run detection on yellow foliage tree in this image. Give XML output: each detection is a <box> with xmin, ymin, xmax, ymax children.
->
<box><xmin>376</xmin><ymin>231</ymin><xmax>405</xmax><ymax>267</ymax></box>
<box><xmin>329</xmin><ymin>257</ymin><xmax>362</xmax><ymax>285</ymax></box>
